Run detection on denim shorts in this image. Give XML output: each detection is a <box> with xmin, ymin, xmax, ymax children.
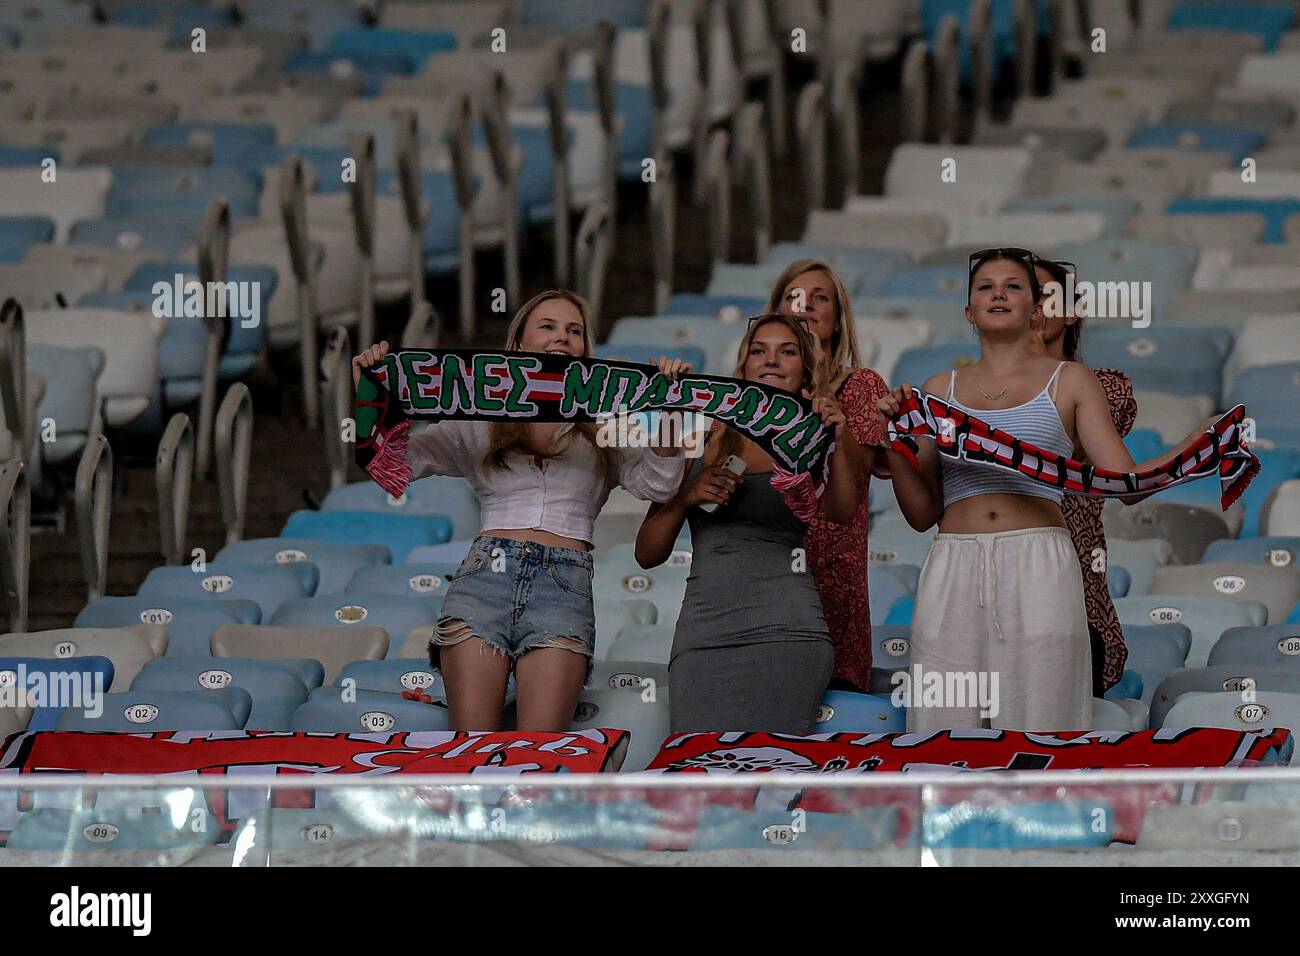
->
<box><xmin>431</xmin><ymin>535</ymin><xmax>596</xmax><ymax>669</ymax></box>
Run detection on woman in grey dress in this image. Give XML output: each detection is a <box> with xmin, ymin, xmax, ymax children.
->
<box><xmin>635</xmin><ymin>313</ymin><xmax>869</xmax><ymax>733</ymax></box>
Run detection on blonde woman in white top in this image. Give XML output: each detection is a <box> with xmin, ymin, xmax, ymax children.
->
<box><xmin>353</xmin><ymin>291</ymin><xmax>688</xmax><ymax>732</ymax></box>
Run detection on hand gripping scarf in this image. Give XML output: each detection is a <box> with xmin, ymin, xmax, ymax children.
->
<box><xmin>354</xmin><ymin>348</ymin><xmax>838</xmax><ymax>519</ymax></box>
<box><xmin>886</xmin><ymin>387</ymin><xmax>1260</xmax><ymax>509</ymax></box>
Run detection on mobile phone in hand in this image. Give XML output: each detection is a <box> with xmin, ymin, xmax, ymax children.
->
<box><xmin>698</xmin><ymin>454</ymin><xmax>747</xmax><ymax>513</ymax></box>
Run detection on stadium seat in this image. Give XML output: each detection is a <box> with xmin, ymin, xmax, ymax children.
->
<box><xmin>138</xmin><ymin>562</ymin><xmax>318</xmax><ymax>620</ymax></box>
<box><xmin>924</xmin><ymin>800</ymin><xmax>1113</xmax><ymax>850</ymax></box>
<box><xmin>74</xmin><ymin>595</ymin><xmax>261</xmax><ymax>659</ymax></box>
<box><xmin>1168</xmin><ymin>197</ymin><xmax>1300</xmax><ymax>243</ymax></box>
<box><xmin>1103</xmin><ymin>669</ymin><xmax>1143</xmax><ymax>702</ymax></box>
<box><xmin>606</xmin><ymin>625</ymin><xmax>674</xmax><ymax>666</ymax></box>
<box><xmin>570</xmin><ymin>686</ymin><xmax>670</xmax><ymax>772</ymax></box>
<box><xmin>1203</xmin><ymin>536</ymin><xmax>1300</xmax><ymax>569</ymax></box>
<box><xmin>406</xmin><ymin>540</ymin><xmax>476</xmax><ymax>565</ymax></box>
<box><xmin>0</xmin><ymin>656</ymin><xmax>114</xmax><ymax>732</ymax></box>
<box><xmin>1163</xmin><ymin>690</ymin><xmax>1300</xmax><ymax>736</ymax></box>
<box><xmin>1001</xmin><ymin>194</ymin><xmax>1139</xmax><ymax>238</ymax></box>
<box><xmin>1107</xmin><ymin>538</ymin><xmax>1175</xmax><ymax>597</ymax></box>
<box><xmin>335</xmin><ymin>659</ymin><xmax>444</xmax><ymax>700</ymax></box>
<box><xmin>1138</xmin><ymin>803</ymin><xmax>1300</xmax><ymax>850</ymax></box>
<box><xmin>586</xmin><ymin>659</ymin><xmax>669</xmax><ymax>695</ymax></box>
<box><xmin>1116</xmin><ymin>596</ymin><xmax>1268</xmax><ymax>668</ymax></box>
<box><xmin>883</xmin><ymin>144</ymin><xmax>1035</xmax><ymax>215</ymax></box>
<box><xmin>870</xmin><ymin>625</ymin><xmax>912</xmax><ymax>693</ymax></box>
<box><xmin>24</xmin><ymin>344</ymin><xmax>103</xmax><ymax>467</ymax></box>
<box><xmin>852</xmin><ymin>316</ymin><xmax>933</xmax><ymax>382</ymax></box>
<box><xmin>1209</xmin><ymin>624</ymin><xmax>1300</xmax><ymax>670</ymax></box>
<box><xmin>1123</xmin><ymin>624</ymin><xmax>1196</xmax><ymax>706</ymax></box>
<box><xmin>321</xmin><ymin>476</ymin><xmax>480</xmax><ymax>540</ymax></box>
<box><xmin>290</xmin><ymin>694</ymin><xmax>449</xmax><ymax>733</ymax></box>
<box><xmin>1149</xmin><ymin>563</ymin><xmax>1300</xmax><ymax>624</ymax></box>
<box><xmin>214</xmin><ymin>539</ymin><xmax>389</xmax><ymax>596</ymax></box>
<box><xmin>131</xmin><ymin>658</ymin><xmax>310</xmax><ymax>732</ymax></box>
<box><xmin>664</xmin><ymin>294</ymin><xmax>767</xmax><ymax>319</ymax></box>
<box><xmin>1227</xmin><ymin>363</ymin><xmax>1300</xmax><ymax>432</ymax></box>
<box><xmin>1103</xmin><ymin>501</ymin><xmax>1234</xmax><ymax>565</ymax></box>
<box><xmin>891</xmin><ymin>343</ymin><xmax>981</xmax><ymax>385</ymax></box>
<box><xmin>57</xmin><ymin>688</ymin><xmax>250</xmax><ymax>732</ymax></box>
<box><xmin>595</xmin><ymin>545</ymin><xmax>690</xmax><ymax>634</ymax></box>
<box><xmin>1150</xmin><ymin>665</ymin><xmax>1300</xmax><ymax>728</ymax></box>
<box><xmin>1052</xmin><ymin>238</ymin><xmax>1198</xmax><ymax>316</ymax></box>
<box><xmin>0</xmin><ymin>626</ymin><xmax>163</xmax><ymax>692</ymax></box>
<box><xmin>211</xmin><ymin>624</ymin><xmax>388</xmax><ymax>684</ymax></box>
<box><xmin>1167</xmin><ymin>1</ymin><xmax>1294</xmax><ymax>52</ymax></box>
<box><xmin>0</xmin><ymin>167</ymin><xmax>111</xmax><ymax>242</ymax></box>
<box><xmin>881</xmin><ymin>266</ymin><xmax>969</xmax><ymax>301</ymax></box>
<box><xmin>270</xmin><ymin>593</ymin><xmax>441</xmax><ymax>660</ymax></box>
<box><xmin>1125</xmin><ymin>123</ymin><xmax>1264</xmax><ymax>164</ymax></box>
<box><xmin>608</xmin><ymin>317</ymin><xmax>745</xmax><ymax>376</ymax></box>
<box><xmin>0</xmin><ymin>216</ymin><xmax>53</xmax><ymax>263</ymax></box>
<box><xmin>228</xmin><ymin>808</ymin><xmax>379</xmax><ymax>860</ymax></box>
<box><xmin>279</xmin><ymin>510</ymin><xmax>453</xmax><ymax>563</ymax></box>
<box><xmin>344</xmin><ymin>563</ymin><xmax>459</xmax><ymax>601</ymax></box>
<box><xmin>7</xmin><ymin>808</ymin><xmax>221</xmax><ymax>851</ymax></box>
<box><xmin>814</xmin><ymin>690</ymin><xmax>905</xmax><ymax>732</ymax></box>
<box><xmin>1108</xmin><ymin>566</ymin><xmax>1133</xmax><ymax>600</ymax></box>
<box><xmin>1081</xmin><ymin>326</ymin><xmax>1231</xmax><ymax>401</ymax></box>
<box><xmin>1155</xmin><ymin>448</ymin><xmax>1300</xmax><ymax>540</ymax></box>
<box><xmin>869</xmin><ymin>564</ymin><xmax>920</xmax><ymax>626</ymax></box>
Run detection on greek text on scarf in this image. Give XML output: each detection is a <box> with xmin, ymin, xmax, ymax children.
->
<box><xmin>355</xmin><ymin>348</ymin><xmax>838</xmax><ymax>505</ymax></box>
<box><xmin>886</xmin><ymin>386</ymin><xmax>1260</xmax><ymax>510</ymax></box>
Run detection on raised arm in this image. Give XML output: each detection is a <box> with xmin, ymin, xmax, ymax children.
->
<box><xmin>876</xmin><ymin>376</ymin><xmax>946</xmax><ymax>532</ymax></box>
<box><xmin>635</xmin><ymin>461</ymin><xmax>740</xmax><ymax>568</ymax></box>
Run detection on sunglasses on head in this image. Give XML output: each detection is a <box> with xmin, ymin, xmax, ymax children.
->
<box><xmin>747</xmin><ymin>312</ymin><xmax>812</xmax><ymax>334</ymax></box>
<box><xmin>967</xmin><ymin>247</ymin><xmax>1044</xmax><ymax>298</ymax></box>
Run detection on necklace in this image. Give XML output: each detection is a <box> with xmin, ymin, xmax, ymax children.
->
<box><xmin>979</xmin><ymin>383</ymin><xmax>1009</xmax><ymax>401</ymax></box>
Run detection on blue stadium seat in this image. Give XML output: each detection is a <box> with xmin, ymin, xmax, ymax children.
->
<box><xmin>269</xmin><ymin>593</ymin><xmax>443</xmax><ymax>659</ymax></box>
<box><xmin>814</xmin><ymin>689</ymin><xmax>906</xmax><ymax>732</ymax></box>
<box><xmin>884</xmin><ymin>595</ymin><xmax>915</xmax><ymax>627</ymax></box>
<box><xmin>56</xmin><ymin>688</ymin><xmax>251</xmax><ymax>732</ymax></box>
<box><xmin>1124</xmin><ymin>428</ymin><xmax>1170</xmax><ymax>462</ymax></box>
<box><xmin>8</xmin><ymin>808</ymin><xmax>220</xmax><ymax>851</ymax></box>
<box><xmin>241</xmin><ymin>0</ymin><xmax>362</xmax><ymax>48</ymax></box>
<box><xmin>0</xmin><ymin>656</ymin><xmax>114</xmax><ymax>732</ymax></box>
<box><xmin>137</xmin><ymin>562</ymin><xmax>319</xmax><ymax>619</ymax></box>
<box><xmin>335</xmin><ymin>658</ymin><xmax>444</xmax><ymax>700</ymax></box>
<box><xmin>608</xmin><ymin>317</ymin><xmax>745</xmax><ymax>376</ymax></box>
<box><xmin>26</xmin><ymin>344</ymin><xmax>103</xmax><ymax>466</ymax></box>
<box><xmin>1166</xmin><ymin>1</ymin><xmax>1294</xmax><ymax>51</ymax></box>
<box><xmin>289</xmin><ymin>694</ymin><xmax>450</xmax><ymax>732</ymax></box>
<box><xmin>1118</xmin><ymin>597</ymin><xmax>1262</xmax><ymax>669</ymax></box>
<box><xmin>75</xmin><ymin>595</ymin><xmax>261</xmax><ymax>658</ymax></box>
<box><xmin>520</xmin><ymin>0</ymin><xmax>649</xmax><ymax>31</ymax></box>
<box><xmin>1209</xmin><ymin>624</ymin><xmax>1300</xmax><ymax>670</ymax></box>
<box><xmin>1203</xmin><ymin>537</ymin><xmax>1300</xmax><ymax>568</ymax></box>
<box><xmin>280</xmin><ymin>511</ymin><xmax>451</xmax><ymax>564</ymax></box>
<box><xmin>131</xmin><ymin>658</ymin><xmax>310</xmax><ymax>731</ymax></box>
<box><xmin>1125</xmin><ymin>123</ymin><xmax>1264</xmax><ymax>164</ymax></box>
<box><xmin>120</xmin><ymin>262</ymin><xmax>276</xmax><ymax>380</ymax></box>
<box><xmin>1080</xmin><ymin>326</ymin><xmax>1232</xmax><ymax>400</ymax></box>
<box><xmin>922</xmin><ymin>0</ymin><xmax>1046</xmax><ymax>85</ymax></box>
<box><xmin>144</xmin><ymin>122</ymin><xmax>278</xmax><ymax>167</ymax></box>
<box><xmin>663</xmin><ymin>293</ymin><xmax>768</xmax><ymax>319</ymax></box>
<box><xmin>377</xmin><ymin>169</ymin><xmax>465</xmax><ymax>273</ymax></box>
<box><xmin>0</xmin><ymin>147</ymin><xmax>58</xmax><ymax>167</ymax></box>
<box><xmin>105</xmin><ymin>167</ymin><xmax>262</xmax><ymax>219</ymax></box>
<box><xmin>1108</xmin><ymin>565</ymin><xmax>1132</xmax><ymax>599</ymax></box>
<box><xmin>407</xmin><ymin>540</ymin><xmax>476</xmax><ymax>565</ymax></box>
<box><xmin>321</xmin><ymin>476</ymin><xmax>479</xmax><ymax>540</ymax></box>
<box><xmin>69</xmin><ymin>214</ymin><xmax>203</xmax><ymax>255</ymax></box>
<box><xmin>324</xmin><ymin>27</ymin><xmax>456</xmax><ymax>70</ymax></box>
<box><xmin>345</xmin><ymin>562</ymin><xmax>460</xmax><ymax>599</ymax></box>
<box><xmin>235</xmin><ymin>144</ymin><xmax>355</xmax><ymax>191</ymax></box>
<box><xmin>1167</xmin><ymin>197</ymin><xmax>1300</xmax><ymax>243</ymax></box>
<box><xmin>215</xmin><ymin>538</ymin><xmax>390</xmax><ymax>596</ymax></box>
<box><xmin>881</xmin><ymin>266</ymin><xmax>968</xmax><ymax>301</ymax></box>
<box><xmin>1122</xmin><ymin>623</ymin><xmax>1193</xmax><ymax>704</ymax></box>
<box><xmin>869</xmin><ymin>564</ymin><xmax>920</xmax><ymax>626</ymax></box>
<box><xmin>1103</xmin><ymin>669</ymin><xmax>1144</xmax><ymax>702</ymax></box>
<box><xmin>0</xmin><ymin>216</ymin><xmax>54</xmax><ymax>262</ymax></box>
<box><xmin>1228</xmin><ymin>363</ymin><xmax>1300</xmax><ymax>432</ymax></box>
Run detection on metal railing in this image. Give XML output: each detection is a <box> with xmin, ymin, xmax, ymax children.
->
<box><xmin>0</xmin><ymin>298</ymin><xmax>27</xmax><ymax>466</ymax></box>
<box><xmin>279</xmin><ymin>152</ymin><xmax>320</xmax><ymax>428</ymax></box>
<box><xmin>195</xmin><ymin>198</ymin><xmax>229</xmax><ymax>477</ymax></box>
<box><xmin>321</xmin><ymin>327</ymin><xmax>354</xmax><ymax>491</ymax></box>
<box><xmin>348</xmin><ymin>130</ymin><xmax>378</xmax><ymax>354</ymax></box>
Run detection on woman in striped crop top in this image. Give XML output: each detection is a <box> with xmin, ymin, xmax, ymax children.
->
<box><xmin>876</xmin><ymin>249</ymin><xmax>1196</xmax><ymax>733</ymax></box>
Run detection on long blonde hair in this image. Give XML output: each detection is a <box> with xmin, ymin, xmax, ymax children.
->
<box><xmin>765</xmin><ymin>258</ymin><xmax>862</xmax><ymax>371</ymax></box>
<box><xmin>704</xmin><ymin>313</ymin><xmax>823</xmax><ymax>466</ymax></box>
<box><xmin>483</xmin><ymin>290</ymin><xmax>613</xmax><ymax>474</ymax></box>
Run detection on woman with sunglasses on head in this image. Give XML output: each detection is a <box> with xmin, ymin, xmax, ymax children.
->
<box><xmin>767</xmin><ymin>259</ymin><xmax>891</xmax><ymax>693</ymax></box>
<box><xmin>1032</xmin><ymin>258</ymin><xmax>1135</xmax><ymax>698</ymax></box>
<box><xmin>876</xmin><ymin>249</ymin><xmax>1192</xmax><ymax>731</ymax></box>
<box><xmin>352</xmin><ymin>291</ymin><xmax>689</xmax><ymax>734</ymax></box>
<box><xmin>636</xmin><ymin>313</ymin><xmax>866</xmax><ymax>733</ymax></box>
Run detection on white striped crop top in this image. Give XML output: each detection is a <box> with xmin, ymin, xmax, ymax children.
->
<box><xmin>940</xmin><ymin>361</ymin><xmax>1075</xmax><ymax>509</ymax></box>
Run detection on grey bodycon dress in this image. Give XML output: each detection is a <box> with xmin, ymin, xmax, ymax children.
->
<box><xmin>669</xmin><ymin>458</ymin><xmax>834</xmax><ymax>734</ymax></box>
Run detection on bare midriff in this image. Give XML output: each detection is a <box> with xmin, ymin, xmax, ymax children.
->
<box><xmin>479</xmin><ymin>528</ymin><xmax>592</xmax><ymax>552</ymax></box>
<box><xmin>938</xmin><ymin>492</ymin><xmax>1067</xmax><ymax>534</ymax></box>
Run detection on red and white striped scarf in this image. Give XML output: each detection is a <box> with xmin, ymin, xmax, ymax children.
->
<box><xmin>886</xmin><ymin>387</ymin><xmax>1260</xmax><ymax>509</ymax></box>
